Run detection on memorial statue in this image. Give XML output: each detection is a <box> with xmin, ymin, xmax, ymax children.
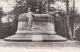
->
<box><xmin>27</xmin><ymin>8</ymin><xmax>34</xmax><ymax>31</ymax></box>
<box><xmin>17</xmin><ymin>8</ymin><xmax>34</xmax><ymax>31</ymax></box>
<box><xmin>16</xmin><ymin>7</ymin><xmax>56</xmax><ymax>34</ymax></box>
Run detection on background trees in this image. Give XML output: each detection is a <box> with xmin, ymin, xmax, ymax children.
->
<box><xmin>0</xmin><ymin>0</ymin><xmax>80</xmax><ymax>40</ymax></box>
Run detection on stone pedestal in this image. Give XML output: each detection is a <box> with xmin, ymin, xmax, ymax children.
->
<box><xmin>4</xmin><ymin>14</ymin><xmax>67</xmax><ymax>42</ymax></box>
<box><xmin>16</xmin><ymin>14</ymin><xmax>56</xmax><ymax>34</ymax></box>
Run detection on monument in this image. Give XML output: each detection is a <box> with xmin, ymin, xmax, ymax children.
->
<box><xmin>16</xmin><ymin>14</ymin><xmax>56</xmax><ymax>34</ymax></box>
<box><xmin>4</xmin><ymin>14</ymin><xmax>67</xmax><ymax>42</ymax></box>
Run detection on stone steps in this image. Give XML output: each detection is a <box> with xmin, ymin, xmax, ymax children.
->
<box><xmin>4</xmin><ymin>33</ymin><xmax>67</xmax><ymax>42</ymax></box>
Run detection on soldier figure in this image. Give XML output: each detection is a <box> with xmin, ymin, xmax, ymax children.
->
<box><xmin>27</xmin><ymin>8</ymin><xmax>33</xmax><ymax>30</ymax></box>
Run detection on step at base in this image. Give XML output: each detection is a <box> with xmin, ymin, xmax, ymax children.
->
<box><xmin>4</xmin><ymin>34</ymin><xmax>68</xmax><ymax>42</ymax></box>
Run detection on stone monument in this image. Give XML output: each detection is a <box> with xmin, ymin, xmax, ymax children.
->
<box><xmin>4</xmin><ymin>14</ymin><xmax>67</xmax><ymax>42</ymax></box>
<box><xmin>16</xmin><ymin>14</ymin><xmax>56</xmax><ymax>34</ymax></box>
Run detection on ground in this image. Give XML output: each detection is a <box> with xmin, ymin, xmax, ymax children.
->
<box><xmin>0</xmin><ymin>39</ymin><xmax>80</xmax><ymax>52</ymax></box>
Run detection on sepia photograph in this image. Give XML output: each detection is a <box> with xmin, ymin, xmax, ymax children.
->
<box><xmin>0</xmin><ymin>0</ymin><xmax>80</xmax><ymax>52</ymax></box>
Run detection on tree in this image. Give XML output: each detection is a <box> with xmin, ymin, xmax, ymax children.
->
<box><xmin>66</xmin><ymin>0</ymin><xmax>73</xmax><ymax>40</ymax></box>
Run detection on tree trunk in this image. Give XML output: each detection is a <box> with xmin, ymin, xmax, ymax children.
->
<box><xmin>66</xmin><ymin>0</ymin><xmax>73</xmax><ymax>40</ymax></box>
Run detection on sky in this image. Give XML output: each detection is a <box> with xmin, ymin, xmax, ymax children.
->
<box><xmin>69</xmin><ymin>0</ymin><xmax>80</xmax><ymax>13</ymax></box>
<box><xmin>75</xmin><ymin>0</ymin><xmax>80</xmax><ymax>13</ymax></box>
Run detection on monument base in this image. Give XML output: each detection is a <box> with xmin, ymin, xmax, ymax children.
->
<box><xmin>4</xmin><ymin>31</ymin><xmax>67</xmax><ymax>42</ymax></box>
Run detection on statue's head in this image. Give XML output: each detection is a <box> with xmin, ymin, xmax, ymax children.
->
<box><xmin>28</xmin><ymin>8</ymin><xmax>31</xmax><ymax>12</ymax></box>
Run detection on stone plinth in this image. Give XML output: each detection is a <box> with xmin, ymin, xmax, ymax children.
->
<box><xmin>4</xmin><ymin>14</ymin><xmax>67</xmax><ymax>42</ymax></box>
<box><xmin>16</xmin><ymin>14</ymin><xmax>56</xmax><ymax>34</ymax></box>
